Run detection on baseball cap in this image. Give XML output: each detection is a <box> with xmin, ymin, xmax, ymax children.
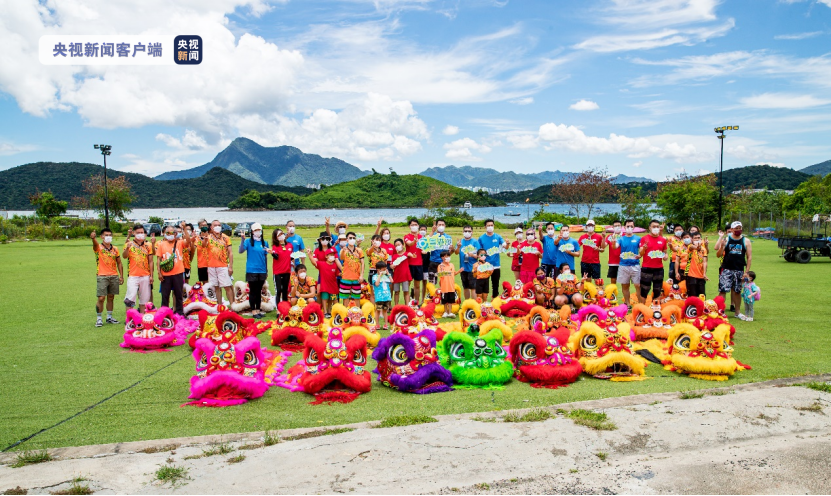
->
<box><xmin>586</xmin><ymin>219</ymin><xmax>596</xmax><ymax>226</ymax></box>
<box><xmin>514</xmin><ymin>227</ymin><xmax>523</xmax><ymax>233</ymax></box>
<box><xmin>731</xmin><ymin>221</ymin><xmax>742</xmax><ymax>229</ymax></box>
<box><xmin>250</xmin><ymin>222</ymin><xmax>262</xmax><ymax>231</ymax></box>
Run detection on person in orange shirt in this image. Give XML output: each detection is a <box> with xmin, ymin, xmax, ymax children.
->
<box><xmin>338</xmin><ymin>232</ymin><xmax>364</xmax><ymax>301</ymax></box>
<box><xmin>91</xmin><ymin>228</ymin><xmax>123</xmax><ymax>327</ymax></box>
<box><xmin>181</xmin><ymin>223</ymin><xmax>195</xmax><ymax>283</ymax></box>
<box><xmin>157</xmin><ymin>223</ymin><xmax>190</xmax><ymax>315</ymax></box>
<box><xmin>194</xmin><ymin>218</ymin><xmax>210</xmax><ymax>284</ymax></box>
<box><xmin>436</xmin><ymin>251</ymin><xmax>458</xmax><ymax>318</ymax></box>
<box><xmin>200</xmin><ymin>219</ymin><xmax>234</xmax><ymax>304</ymax></box>
<box><xmin>122</xmin><ymin>223</ymin><xmax>154</xmax><ymax>312</ymax></box>
<box><xmin>684</xmin><ymin>231</ymin><xmax>709</xmax><ymax>298</ymax></box>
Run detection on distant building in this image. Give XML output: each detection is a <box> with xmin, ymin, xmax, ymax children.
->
<box><xmin>730</xmin><ymin>188</ymin><xmax>794</xmax><ymax>195</ymax></box>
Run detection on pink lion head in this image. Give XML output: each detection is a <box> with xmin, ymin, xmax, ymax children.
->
<box><xmin>120</xmin><ymin>305</ymin><xmax>193</xmax><ymax>351</ymax></box>
<box><xmin>185</xmin><ymin>336</ymin><xmax>270</xmax><ymax>407</ymax></box>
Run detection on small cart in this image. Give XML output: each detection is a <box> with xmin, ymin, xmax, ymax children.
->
<box><xmin>779</xmin><ymin>236</ymin><xmax>831</xmax><ymax>263</ymax></box>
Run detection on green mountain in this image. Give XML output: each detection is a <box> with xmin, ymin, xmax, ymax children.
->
<box><xmin>721</xmin><ymin>164</ymin><xmax>811</xmax><ymax>192</ymax></box>
<box><xmin>154</xmin><ymin>137</ymin><xmax>370</xmax><ymax>186</ymax></box>
<box><xmin>800</xmin><ymin>159</ymin><xmax>831</xmax><ymax>177</ymax></box>
<box><xmin>228</xmin><ymin>171</ymin><xmax>505</xmax><ymax>209</ymax></box>
<box><xmin>419</xmin><ymin>165</ymin><xmax>652</xmax><ymax>191</ymax></box>
<box><xmin>0</xmin><ymin>162</ymin><xmax>311</xmax><ymax>210</ymax></box>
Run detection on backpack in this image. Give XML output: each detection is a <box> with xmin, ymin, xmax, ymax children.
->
<box><xmin>753</xmin><ymin>284</ymin><xmax>761</xmax><ymax>301</ymax></box>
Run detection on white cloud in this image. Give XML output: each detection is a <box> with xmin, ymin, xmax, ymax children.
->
<box><xmin>0</xmin><ymin>141</ymin><xmax>37</xmax><ymax>156</ymax></box>
<box><xmin>507</xmin><ymin>134</ymin><xmax>539</xmax><ymax>150</ymax></box>
<box><xmin>155</xmin><ymin>130</ymin><xmax>210</xmax><ymax>150</ymax></box>
<box><xmin>442</xmin><ymin>125</ymin><xmax>460</xmax><ymax>135</ymax></box>
<box><xmin>740</xmin><ymin>93</ymin><xmax>831</xmax><ymax>109</ymax></box>
<box><xmin>575</xmin><ymin>21</ymin><xmax>734</xmax><ymax>52</ymax></box>
<box><xmin>774</xmin><ymin>31</ymin><xmax>823</xmax><ymax>40</ymax></box>
<box><xmin>443</xmin><ymin>137</ymin><xmax>492</xmax><ymax>160</ymax></box>
<box><xmin>632</xmin><ymin>161</ymin><xmax>642</xmax><ymax>167</ymax></box>
<box><xmin>509</xmin><ymin>97</ymin><xmax>534</xmax><ymax>105</ymax></box>
<box><xmin>569</xmin><ymin>99</ymin><xmax>600</xmax><ymax>111</ymax></box>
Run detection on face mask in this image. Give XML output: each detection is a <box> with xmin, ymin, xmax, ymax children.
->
<box><xmin>479</xmin><ymin>256</ymin><xmax>486</xmax><ymax>261</ymax></box>
<box><xmin>340</xmin><ymin>241</ymin><xmax>347</xmax><ymax>247</ymax></box>
<box><xmin>213</xmin><ymin>225</ymin><xmax>221</xmax><ymax>233</ymax></box>
<box><xmin>287</xmin><ymin>226</ymin><xmax>295</xmax><ymax>234</ymax></box>
<box><xmin>176</xmin><ymin>232</ymin><xmax>182</xmax><ymax>239</ymax></box>
<box><xmin>103</xmin><ymin>236</ymin><xmax>113</xmax><ymax>244</ymax></box>
<box><xmin>516</xmin><ymin>233</ymin><xmax>523</xmax><ymax>240</ymax></box>
<box><xmin>625</xmin><ymin>226</ymin><xmax>634</xmax><ymax>234</ymax></box>
<box><xmin>320</xmin><ymin>238</ymin><xmax>329</xmax><ymax>245</ymax></box>
<box><xmin>338</xmin><ymin>227</ymin><xmax>346</xmax><ymax>234</ymax></box>
<box><xmin>297</xmin><ymin>272</ymin><xmax>306</xmax><ymax>279</ymax></box>
<box><xmin>327</xmin><ymin>256</ymin><xmax>335</xmax><ymax>263</ymax></box>
<box><xmin>253</xmin><ymin>231</ymin><xmax>262</xmax><ymax>239</ymax></box>
<box><xmin>382</xmin><ymin>234</ymin><xmax>390</xmax><ymax>241</ymax></box>
<box><xmin>463</xmin><ymin>232</ymin><xmax>472</xmax><ymax>239</ymax></box>
<box><xmin>134</xmin><ymin>233</ymin><xmax>145</xmax><ymax>241</ymax></box>
<box><xmin>442</xmin><ymin>257</ymin><xmax>450</xmax><ymax>263</ymax></box>
<box><xmin>419</xmin><ymin>230</ymin><xmax>427</xmax><ymax>236</ymax></box>
<box><xmin>396</xmin><ymin>245</ymin><xmax>405</xmax><ymax>252</ymax></box>
<box><xmin>373</xmin><ymin>240</ymin><xmax>381</xmax><ymax>247</ymax></box>
<box><xmin>410</xmin><ymin>225</ymin><xmax>419</xmax><ymax>232</ymax></box>
<box><xmin>278</xmin><ymin>234</ymin><xmax>286</xmax><ymax>242</ymax></box>
<box><xmin>437</xmin><ymin>225</ymin><xmax>445</xmax><ymax>233</ymax></box>
<box><xmin>526</xmin><ymin>235</ymin><xmax>534</xmax><ymax>241</ymax></box>
<box><xmin>348</xmin><ymin>239</ymin><xmax>356</xmax><ymax>246</ymax></box>
<box><xmin>561</xmin><ymin>232</ymin><xmax>569</xmax><ymax>238</ymax></box>
<box><xmin>586</xmin><ymin>225</ymin><xmax>594</xmax><ymax>231</ymax></box>
<box><xmin>733</xmin><ymin>229</ymin><xmax>742</xmax><ymax>236</ymax></box>
<box><xmin>683</xmin><ymin>238</ymin><xmax>691</xmax><ymax>245</ymax></box>
<box><xmin>694</xmin><ymin>240</ymin><xmax>701</xmax><ymax>246</ymax></box>
<box><xmin>537</xmin><ymin>274</ymin><xmax>545</xmax><ymax>281</ymax></box>
<box><xmin>486</xmin><ymin>226</ymin><xmax>494</xmax><ymax>233</ymax></box>
<box><xmin>613</xmin><ymin>226</ymin><xmax>621</xmax><ymax>233</ymax></box>
<box><xmin>674</xmin><ymin>230</ymin><xmax>683</xmax><ymax>237</ymax></box>
<box><xmin>547</xmin><ymin>229</ymin><xmax>555</xmax><ymax>236</ymax></box>
<box><xmin>165</xmin><ymin>234</ymin><xmax>174</xmax><ymax>241</ymax></box>
<box><xmin>651</xmin><ymin>227</ymin><xmax>660</xmax><ymax>235</ymax></box>
<box><xmin>562</xmin><ymin>270</ymin><xmax>570</xmax><ymax>276</ymax></box>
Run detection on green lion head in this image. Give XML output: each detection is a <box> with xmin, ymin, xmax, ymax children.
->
<box><xmin>440</xmin><ymin>327</ymin><xmax>514</xmax><ymax>388</ymax></box>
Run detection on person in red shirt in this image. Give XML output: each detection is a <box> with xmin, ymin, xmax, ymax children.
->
<box><xmin>510</xmin><ymin>226</ymin><xmax>524</xmax><ymax>281</ymax></box>
<box><xmin>638</xmin><ymin>219</ymin><xmax>668</xmax><ymax>302</ymax></box>
<box><xmin>602</xmin><ymin>220</ymin><xmax>622</xmax><ymax>284</ymax></box>
<box><xmin>578</xmin><ymin>219</ymin><xmax>604</xmax><ymax>280</ymax></box>
<box><xmin>374</xmin><ymin>218</ymin><xmax>396</xmax><ymax>260</ymax></box>
<box><xmin>270</xmin><ymin>228</ymin><xmax>293</xmax><ymax>303</ymax></box>
<box><xmin>519</xmin><ymin>229</ymin><xmax>542</xmax><ymax>284</ymax></box>
<box><xmin>404</xmin><ymin>218</ymin><xmax>425</xmax><ymax>304</ymax></box>
<box><xmin>309</xmin><ymin>250</ymin><xmax>342</xmax><ymax>317</ymax></box>
<box><xmin>391</xmin><ymin>238</ymin><xmax>416</xmax><ymax>306</ymax></box>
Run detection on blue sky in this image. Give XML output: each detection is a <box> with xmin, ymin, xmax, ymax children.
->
<box><xmin>1</xmin><ymin>0</ymin><xmax>830</xmax><ymax>180</ymax></box>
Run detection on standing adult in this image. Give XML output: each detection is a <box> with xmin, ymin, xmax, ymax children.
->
<box><xmin>284</xmin><ymin>220</ymin><xmax>305</xmax><ymax>271</ymax></box>
<box><xmin>122</xmin><ymin>224</ymin><xmax>154</xmax><ymax>312</ymax></box>
<box><xmin>404</xmin><ymin>218</ymin><xmax>425</xmax><ymax>304</ymax></box>
<box><xmin>553</xmin><ymin>225</ymin><xmax>579</xmax><ymax>273</ymax></box>
<box><xmin>668</xmin><ymin>224</ymin><xmax>686</xmax><ymax>282</ymax></box>
<box><xmin>477</xmin><ymin>219</ymin><xmax>506</xmax><ymax>300</ymax></box>
<box><xmin>519</xmin><ymin>229</ymin><xmax>542</xmax><ymax>284</ymax></box>
<box><xmin>270</xmin><ymin>228</ymin><xmax>293</xmax><ymax>303</ymax></box>
<box><xmin>638</xmin><ymin>219</ymin><xmax>668</xmax><ymax>303</ymax></box>
<box><xmin>456</xmin><ymin>225</ymin><xmax>480</xmax><ymax>301</ymax></box>
<box><xmin>603</xmin><ymin>220</ymin><xmax>622</xmax><ymax>285</ymax></box>
<box><xmin>183</xmin><ymin>223</ymin><xmax>195</xmax><ymax>284</ymax></box>
<box><xmin>201</xmin><ymin>220</ymin><xmax>234</xmax><ymax>305</ymax></box>
<box><xmin>339</xmin><ymin>232</ymin><xmax>365</xmax><ymax>301</ymax></box>
<box><xmin>615</xmin><ymin>219</ymin><xmax>642</xmax><ymax>306</ymax></box>
<box><xmin>578</xmin><ymin>219</ymin><xmax>603</xmax><ymax>280</ymax></box>
<box><xmin>427</xmin><ymin>219</ymin><xmax>454</xmax><ymax>287</ymax></box>
<box><xmin>239</xmin><ymin>223</ymin><xmax>269</xmax><ymax>319</ymax></box>
<box><xmin>374</xmin><ymin>218</ymin><xmax>396</xmax><ymax>260</ymax></box>
<box><xmin>539</xmin><ymin>222</ymin><xmax>559</xmax><ymax>279</ymax></box>
<box><xmin>195</xmin><ymin>218</ymin><xmax>210</xmax><ymax>284</ymax></box>
<box><xmin>157</xmin><ymin>223</ymin><xmax>189</xmax><ymax>315</ymax></box>
<box><xmin>510</xmin><ymin>226</ymin><xmax>524</xmax><ymax>281</ymax></box>
<box><xmin>92</xmin><ymin>228</ymin><xmax>123</xmax><ymax>327</ymax></box>
<box><xmin>716</xmin><ymin>221</ymin><xmax>752</xmax><ymax>319</ymax></box>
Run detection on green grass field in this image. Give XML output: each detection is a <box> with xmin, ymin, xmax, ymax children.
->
<box><xmin>1</xmin><ymin>226</ymin><xmax>829</xmax><ymax>450</ymax></box>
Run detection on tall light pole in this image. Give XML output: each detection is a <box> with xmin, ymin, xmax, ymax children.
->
<box><xmin>714</xmin><ymin>126</ymin><xmax>738</xmax><ymax>230</ymax></box>
<box><xmin>94</xmin><ymin>144</ymin><xmax>112</xmax><ymax>229</ymax></box>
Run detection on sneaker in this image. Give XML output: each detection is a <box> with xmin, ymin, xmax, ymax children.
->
<box><xmin>95</xmin><ymin>319</ymin><xmax>103</xmax><ymax>327</ymax></box>
<box><xmin>746</xmin><ymin>317</ymin><xmax>754</xmax><ymax>322</ymax></box>
<box><xmin>106</xmin><ymin>317</ymin><xmax>119</xmax><ymax>324</ymax></box>
<box><xmin>324</xmin><ymin>313</ymin><xmax>331</xmax><ymax>319</ymax></box>
<box><xmin>735</xmin><ymin>313</ymin><xmax>747</xmax><ymax>321</ymax></box>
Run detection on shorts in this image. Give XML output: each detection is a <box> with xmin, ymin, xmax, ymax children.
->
<box><xmin>580</xmin><ymin>262</ymin><xmax>601</xmax><ymax>280</ymax></box>
<box><xmin>718</xmin><ymin>269</ymin><xmax>744</xmax><ymax>294</ymax></box>
<box><xmin>511</xmin><ymin>263</ymin><xmax>520</xmax><ymax>272</ymax></box>
<box><xmin>540</xmin><ymin>264</ymin><xmax>558</xmax><ymax>279</ymax></box>
<box><xmin>339</xmin><ymin>279</ymin><xmax>362</xmax><ymax>299</ymax></box>
<box><xmin>640</xmin><ymin>267</ymin><xmax>664</xmax><ymax>294</ymax></box>
<box><xmin>197</xmin><ymin>267</ymin><xmax>209</xmax><ymax>282</ymax></box>
<box><xmin>376</xmin><ymin>300</ymin><xmax>391</xmax><ymax>310</ymax></box>
<box><xmin>97</xmin><ymin>275</ymin><xmax>120</xmax><ymax>297</ymax></box>
<box><xmin>124</xmin><ymin>275</ymin><xmax>150</xmax><ymax>307</ymax></box>
<box><xmin>409</xmin><ymin>264</ymin><xmax>424</xmax><ymax>281</ymax></box>
<box><xmin>562</xmin><ymin>293</ymin><xmax>575</xmax><ymax>305</ymax></box>
<box><xmin>519</xmin><ymin>270</ymin><xmax>536</xmax><ymax>284</ymax></box>
<box><xmin>320</xmin><ymin>292</ymin><xmax>336</xmax><ymax>301</ymax></box>
<box><xmin>393</xmin><ymin>281</ymin><xmax>410</xmax><ymax>292</ymax></box>
<box><xmin>474</xmin><ymin>277</ymin><xmax>489</xmax><ymax>295</ymax></box>
<box><xmin>460</xmin><ymin>271</ymin><xmax>475</xmax><ymax>290</ymax></box>
<box><xmin>245</xmin><ymin>272</ymin><xmax>267</xmax><ymax>282</ymax></box>
<box><xmin>607</xmin><ymin>265</ymin><xmax>618</xmax><ymax>280</ymax></box>
<box><xmin>208</xmin><ymin>266</ymin><xmax>232</xmax><ymax>288</ymax></box>
<box><xmin>617</xmin><ymin>265</ymin><xmax>641</xmax><ymax>285</ymax></box>
<box><xmin>427</xmin><ymin>262</ymin><xmax>440</xmax><ymax>285</ymax></box>
<box><xmin>685</xmin><ymin>276</ymin><xmax>706</xmax><ymax>299</ymax></box>
<box><xmin>442</xmin><ymin>291</ymin><xmax>457</xmax><ymax>305</ymax></box>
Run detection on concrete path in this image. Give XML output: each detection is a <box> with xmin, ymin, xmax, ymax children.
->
<box><xmin>2</xmin><ymin>377</ymin><xmax>829</xmax><ymax>495</ymax></box>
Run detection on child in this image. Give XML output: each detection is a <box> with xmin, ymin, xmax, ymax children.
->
<box><xmin>471</xmin><ymin>248</ymin><xmax>493</xmax><ymax>303</ymax></box>
<box><xmin>372</xmin><ymin>261</ymin><xmax>392</xmax><ymax>327</ymax></box>
<box><xmin>684</xmin><ymin>231</ymin><xmax>708</xmax><ymax>298</ymax></box>
<box><xmin>554</xmin><ymin>263</ymin><xmax>584</xmax><ymax>309</ymax></box>
<box><xmin>740</xmin><ymin>271</ymin><xmax>759</xmax><ymax>322</ymax></box>
<box><xmin>437</xmin><ymin>251</ymin><xmax>458</xmax><ymax>318</ymax></box>
<box><xmin>290</xmin><ymin>264</ymin><xmax>317</xmax><ymax>305</ymax></box>
<box><xmin>309</xmin><ymin>251</ymin><xmax>341</xmax><ymax>318</ymax></box>
<box><xmin>366</xmin><ymin>234</ymin><xmax>388</xmax><ymax>289</ymax></box>
<box><xmin>391</xmin><ymin>238</ymin><xmax>416</xmax><ymax>306</ymax></box>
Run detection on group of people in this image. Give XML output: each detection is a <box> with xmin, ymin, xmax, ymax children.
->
<box><xmin>91</xmin><ymin>215</ymin><xmax>758</xmax><ymax>327</ymax></box>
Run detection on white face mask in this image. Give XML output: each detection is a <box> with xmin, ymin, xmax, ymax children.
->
<box><xmin>287</xmin><ymin>226</ymin><xmax>295</xmax><ymax>234</ymax></box>
<box><xmin>463</xmin><ymin>232</ymin><xmax>472</xmax><ymax>239</ymax></box>
<box><xmin>382</xmin><ymin>234</ymin><xmax>390</xmax><ymax>241</ymax></box>
<box><xmin>442</xmin><ymin>257</ymin><xmax>450</xmax><ymax>263</ymax></box>
<box><xmin>683</xmin><ymin>238</ymin><xmax>691</xmax><ymax>245</ymax></box>
<box><xmin>613</xmin><ymin>226</ymin><xmax>621</xmax><ymax>234</ymax></box>
<box><xmin>103</xmin><ymin>235</ymin><xmax>113</xmax><ymax>244</ymax></box>
<box><xmin>348</xmin><ymin>239</ymin><xmax>356</xmax><ymax>246</ymax></box>
<box><xmin>547</xmin><ymin>229</ymin><xmax>555</xmax><ymax>236</ymax></box>
<box><xmin>625</xmin><ymin>226</ymin><xmax>634</xmax><ymax>234</ymax></box>
<box><xmin>278</xmin><ymin>234</ymin><xmax>286</xmax><ymax>242</ymax></box>
<box><xmin>338</xmin><ymin>227</ymin><xmax>346</xmax><ymax>234</ymax></box>
<box><xmin>675</xmin><ymin>230</ymin><xmax>683</xmax><ymax>237</ymax></box>
<box><xmin>436</xmin><ymin>225</ymin><xmax>445</xmax><ymax>233</ymax></box>
<box><xmin>486</xmin><ymin>226</ymin><xmax>494</xmax><ymax>233</ymax></box>
<box><xmin>419</xmin><ymin>230</ymin><xmax>427</xmax><ymax>236</ymax></box>
<box><xmin>176</xmin><ymin>232</ymin><xmax>182</xmax><ymax>239</ymax></box>
<box><xmin>396</xmin><ymin>245</ymin><xmax>405</xmax><ymax>252</ymax></box>
<box><xmin>253</xmin><ymin>231</ymin><xmax>262</xmax><ymax>239</ymax></box>
<box><xmin>516</xmin><ymin>233</ymin><xmax>523</xmax><ymax>240</ymax></box>
<box><xmin>651</xmin><ymin>227</ymin><xmax>660</xmax><ymax>235</ymax></box>
<box><xmin>373</xmin><ymin>240</ymin><xmax>381</xmax><ymax>247</ymax></box>
<box><xmin>165</xmin><ymin>234</ymin><xmax>174</xmax><ymax>241</ymax></box>
<box><xmin>410</xmin><ymin>225</ymin><xmax>419</xmax><ymax>232</ymax></box>
<box><xmin>134</xmin><ymin>233</ymin><xmax>145</xmax><ymax>241</ymax></box>
<box><xmin>212</xmin><ymin>225</ymin><xmax>221</xmax><ymax>233</ymax></box>
<box><xmin>586</xmin><ymin>225</ymin><xmax>594</xmax><ymax>231</ymax></box>
<box><xmin>340</xmin><ymin>240</ymin><xmax>347</xmax><ymax>247</ymax></box>
<box><xmin>526</xmin><ymin>234</ymin><xmax>534</xmax><ymax>241</ymax></box>
<box><xmin>327</xmin><ymin>256</ymin><xmax>335</xmax><ymax>263</ymax></box>
<box><xmin>297</xmin><ymin>272</ymin><xmax>306</xmax><ymax>279</ymax></box>
<box><xmin>561</xmin><ymin>231</ymin><xmax>569</xmax><ymax>238</ymax></box>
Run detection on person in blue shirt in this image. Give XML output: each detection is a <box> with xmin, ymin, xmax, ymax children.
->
<box><xmin>238</xmin><ymin>222</ymin><xmax>269</xmax><ymax>319</ymax></box>
<box><xmin>538</xmin><ymin>221</ymin><xmax>560</xmax><ymax>278</ymax></box>
<box><xmin>284</xmin><ymin>220</ymin><xmax>305</xmax><ymax>271</ymax></box>
<box><xmin>477</xmin><ymin>219</ymin><xmax>506</xmax><ymax>299</ymax></box>
<box><xmin>614</xmin><ymin>218</ymin><xmax>642</xmax><ymax>307</ymax></box>
<box><xmin>553</xmin><ymin>225</ymin><xmax>579</xmax><ymax>273</ymax></box>
<box><xmin>427</xmin><ymin>218</ymin><xmax>454</xmax><ymax>286</ymax></box>
<box><xmin>456</xmin><ymin>224</ymin><xmax>480</xmax><ymax>301</ymax></box>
